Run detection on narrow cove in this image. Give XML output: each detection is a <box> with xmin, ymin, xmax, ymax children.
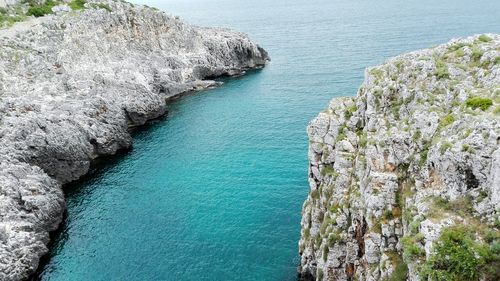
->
<box><xmin>37</xmin><ymin>72</ymin><xmax>308</xmax><ymax>280</ymax></box>
<box><xmin>36</xmin><ymin>0</ymin><xmax>500</xmax><ymax>280</ymax></box>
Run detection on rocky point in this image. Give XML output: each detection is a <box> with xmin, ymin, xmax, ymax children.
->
<box><xmin>299</xmin><ymin>34</ymin><xmax>499</xmax><ymax>281</ymax></box>
<box><xmin>0</xmin><ymin>0</ymin><xmax>268</xmax><ymax>280</ymax></box>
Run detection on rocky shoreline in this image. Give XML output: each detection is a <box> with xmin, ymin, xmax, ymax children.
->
<box><xmin>0</xmin><ymin>1</ymin><xmax>268</xmax><ymax>280</ymax></box>
<box><xmin>299</xmin><ymin>35</ymin><xmax>499</xmax><ymax>280</ymax></box>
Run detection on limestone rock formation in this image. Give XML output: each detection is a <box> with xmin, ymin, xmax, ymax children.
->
<box><xmin>299</xmin><ymin>34</ymin><xmax>499</xmax><ymax>281</ymax></box>
<box><xmin>0</xmin><ymin>1</ymin><xmax>268</xmax><ymax>280</ymax></box>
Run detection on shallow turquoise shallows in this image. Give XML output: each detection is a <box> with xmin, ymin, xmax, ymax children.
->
<box><xmin>37</xmin><ymin>0</ymin><xmax>500</xmax><ymax>280</ymax></box>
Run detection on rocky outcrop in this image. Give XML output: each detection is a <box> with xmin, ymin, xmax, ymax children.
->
<box><xmin>0</xmin><ymin>1</ymin><xmax>268</xmax><ymax>280</ymax></box>
<box><xmin>299</xmin><ymin>35</ymin><xmax>499</xmax><ymax>280</ymax></box>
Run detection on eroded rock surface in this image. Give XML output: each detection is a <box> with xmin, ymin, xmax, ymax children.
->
<box><xmin>0</xmin><ymin>1</ymin><xmax>268</xmax><ymax>280</ymax></box>
<box><xmin>299</xmin><ymin>35</ymin><xmax>499</xmax><ymax>281</ymax></box>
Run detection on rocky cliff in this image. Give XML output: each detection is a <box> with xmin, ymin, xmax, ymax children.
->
<box><xmin>0</xmin><ymin>1</ymin><xmax>268</xmax><ymax>280</ymax></box>
<box><xmin>299</xmin><ymin>35</ymin><xmax>499</xmax><ymax>281</ymax></box>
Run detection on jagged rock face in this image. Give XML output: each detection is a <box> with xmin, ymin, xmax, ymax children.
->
<box><xmin>299</xmin><ymin>35</ymin><xmax>499</xmax><ymax>281</ymax></box>
<box><xmin>0</xmin><ymin>1</ymin><xmax>268</xmax><ymax>280</ymax></box>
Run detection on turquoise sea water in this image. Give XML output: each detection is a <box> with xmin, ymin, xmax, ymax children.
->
<box><xmin>37</xmin><ymin>0</ymin><xmax>500</xmax><ymax>280</ymax></box>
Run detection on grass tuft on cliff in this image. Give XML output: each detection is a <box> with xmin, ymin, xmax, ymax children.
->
<box><xmin>4</xmin><ymin>0</ymin><xmax>88</xmax><ymax>22</ymax></box>
<box><xmin>465</xmin><ymin>96</ymin><xmax>493</xmax><ymax>111</ymax></box>
<box><xmin>420</xmin><ymin>225</ymin><xmax>499</xmax><ymax>281</ymax></box>
<box><xmin>27</xmin><ymin>4</ymin><xmax>53</xmax><ymax>17</ymax></box>
<box><xmin>69</xmin><ymin>0</ymin><xmax>87</xmax><ymax>10</ymax></box>
<box><xmin>0</xmin><ymin>7</ymin><xmax>25</xmax><ymax>27</ymax></box>
<box><xmin>91</xmin><ymin>3</ymin><xmax>112</xmax><ymax>12</ymax></box>
<box><xmin>434</xmin><ymin>59</ymin><xmax>449</xmax><ymax>79</ymax></box>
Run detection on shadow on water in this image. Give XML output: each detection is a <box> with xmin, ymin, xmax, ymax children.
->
<box><xmin>30</xmin><ymin>129</ymin><xmax>142</xmax><ymax>281</ymax></box>
<box><xmin>30</xmin><ymin>69</ymin><xmax>267</xmax><ymax>280</ymax></box>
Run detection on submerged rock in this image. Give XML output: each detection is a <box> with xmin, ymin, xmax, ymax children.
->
<box><xmin>299</xmin><ymin>34</ymin><xmax>499</xmax><ymax>281</ymax></box>
<box><xmin>0</xmin><ymin>0</ymin><xmax>268</xmax><ymax>280</ymax></box>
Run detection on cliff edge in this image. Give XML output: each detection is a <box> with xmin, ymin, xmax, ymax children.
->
<box><xmin>0</xmin><ymin>1</ymin><xmax>268</xmax><ymax>280</ymax></box>
<box><xmin>299</xmin><ymin>35</ymin><xmax>499</xmax><ymax>281</ymax></box>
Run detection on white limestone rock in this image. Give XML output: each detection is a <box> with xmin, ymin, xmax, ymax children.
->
<box><xmin>0</xmin><ymin>1</ymin><xmax>269</xmax><ymax>280</ymax></box>
<box><xmin>299</xmin><ymin>34</ymin><xmax>499</xmax><ymax>281</ymax></box>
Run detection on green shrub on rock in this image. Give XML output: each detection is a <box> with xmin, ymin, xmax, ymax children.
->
<box><xmin>387</xmin><ymin>251</ymin><xmax>409</xmax><ymax>281</ymax></box>
<box><xmin>421</xmin><ymin>226</ymin><xmax>493</xmax><ymax>281</ymax></box>
<box><xmin>471</xmin><ymin>46</ymin><xmax>484</xmax><ymax>63</ymax></box>
<box><xmin>26</xmin><ymin>0</ymin><xmax>58</xmax><ymax>17</ymax></box>
<box><xmin>91</xmin><ymin>3</ymin><xmax>112</xmax><ymax>12</ymax></box>
<box><xmin>69</xmin><ymin>0</ymin><xmax>87</xmax><ymax>10</ymax></box>
<box><xmin>435</xmin><ymin>60</ymin><xmax>449</xmax><ymax>79</ymax></box>
<box><xmin>465</xmin><ymin>97</ymin><xmax>493</xmax><ymax>111</ymax></box>
<box><xmin>438</xmin><ymin>114</ymin><xmax>455</xmax><ymax>129</ymax></box>
<box><xmin>0</xmin><ymin>12</ymin><xmax>25</xmax><ymax>27</ymax></box>
<box><xmin>478</xmin><ymin>35</ymin><xmax>492</xmax><ymax>43</ymax></box>
<box><xmin>439</xmin><ymin>142</ymin><xmax>452</xmax><ymax>154</ymax></box>
<box><xmin>401</xmin><ymin>235</ymin><xmax>424</xmax><ymax>263</ymax></box>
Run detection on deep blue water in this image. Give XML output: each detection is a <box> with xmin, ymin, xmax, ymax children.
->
<box><xmin>38</xmin><ymin>0</ymin><xmax>500</xmax><ymax>280</ymax></box>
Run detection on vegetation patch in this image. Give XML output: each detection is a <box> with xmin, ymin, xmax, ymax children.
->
<box><xmin>344</xmin><ymin>104</ymin><xmax>357</xmax><ymax>119</ymax></box>
<box><xmin>304</xmin><ymin>228</ymin><xmax>311</xmax><ymax>239</ymax></box>
<box><xmin>382</xmin><ymin>209</ymin><xmax>394</xmax><ymax>221</ymax></box>
<box><xmin>438</xmin><ymin>114</ymin><xmax>455</xmax><ymax>130</ymax></box>
<box><xmin>323</xmin><ymin>246</ymin><xmax>330</xmax><ymax>262</ymax></box>
<box><xmin>461</xmin><ymin>144</ymin><xmax>474</xmax><ymax>153</ymax></box>
<box><xmin>430</xmin><ymin>196</ymin><xmax>474</xmax><ymax>218</ymax></box>
<box><xmin>310</xmin><ymin>189</ymin><xmax>320</xmax><ymax>200</ymax></box>
<box><xmin>478</xmin><ymin>35</ymin><xmax>492</xmax><ymax>43</ymax></box>
<box><xmin>419</xmin><ymin>141</ymin><xmax>431</xmax><ymax>166</ymax></box>
<box><xmin>336</xmin><ymin>124</ymin><xmax>347</xmax><ymax>142</ymax></box>
<box><xmin>91</xmin><ymin>3</ymin><xmax>112</xmax><ymax>12</ymax></box>
<box><xmin>412</xmin><ymin>130</ymin><xmax>421</xmax><ymax>141</ymax></box>
<box><xmin>2</xmin><ymin>0</ymin><xmax>90</xmax><ymax>25</ymax></box>
<box><xmin>454</xmin><ymin>48</ymin><xmax>465</xmax><ymax>57</ymax></box>
<box><xmin>434</xmin><ymin>60</ymin><xmax>449</xmax><ymax>79</ymax></box>
<box><xmin>321</xmin><ymin>165</ymin><xmax>338</xmax><ymax>178</ymax></box>
<box><xmin>358</xmin><ymin>132</ymin><xmax>368</xmax><ymax>148</ymax></box>
<box><xmin>447</xmin><ymin>42</ymin><xmax>470</xmax><ymax>52</ymax></box>
<box><xmin>329</xmin><ymin>203</ymin><xmax>342</xmax><ymax>214</ymax></box>
<box><xmin>408</xmin><ymin>218</ymin><xmax>422</xmax><ymax>235</ymax></box>
<box><xmin>327</xmin><ymin>231</ymin><xmax>341</xmax><ymax>247</ymax></box>
<box><xmin>386</xmin><ymin>251</ymin><xmax>409</xmax><ymax>281</ymax></box>
<box><xmin>323</xmin><ymin>246</ymin><xmax>329</xmax><ymax>261</ymax></box>
<box><xmin>401</xmin><ymin>234</ymin><xmax>425</xmax><ymax>263</ymax></box>
<box><xmin>371</xmin><ymin>220</ymin><xmax>382</xmax><ymax>233</ymax></box>
<box><xmin>471</xmin><ymin>46</ymin><xmax>484</xmax><ymax>63</ymax></box>
<box><xmin>382</xmin><ymin>207</ymin><xmax>402</xmax><ymax>222</ymax></box>
<box><xmin>465</xmin><ymin>96</ymin><xmax>493</xmax><ymax>111</ymax></box>
<box><xmin>439</xmin><ymin>141</ymin><xmax>452</xmax><ymax>154</ymax></box>
<box><xmin>320</xmin><ymin>217</ymin><xmax>332</xmax><ymax>235</ymax></box>
<box><xmin>420</xmin><ymin>225</ymin><xmax>498</xmax><ymax>281</ymax></box>
<box><xmin>69</xmin><ymin>0</ymin><xmax>87</xmax><ymax>10</ymax></box>
<box><xmin>26</xmin><ymin>0</ymin><xmax>59</xmax><ymax>17</ymax></box>
<box><xmin>0</xmin><ymin>8</ymin><xmax>25</xmax><ymax>27</ymax></box>
<box><xmin>315</xmin><ymin>234</ymin><xmax>322</xmax><ymax>248</ymax></box>
<box><xmin>370</xmin><ymin>68</ymin><xmax>384</xmax><ymax>81</ymax></box>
